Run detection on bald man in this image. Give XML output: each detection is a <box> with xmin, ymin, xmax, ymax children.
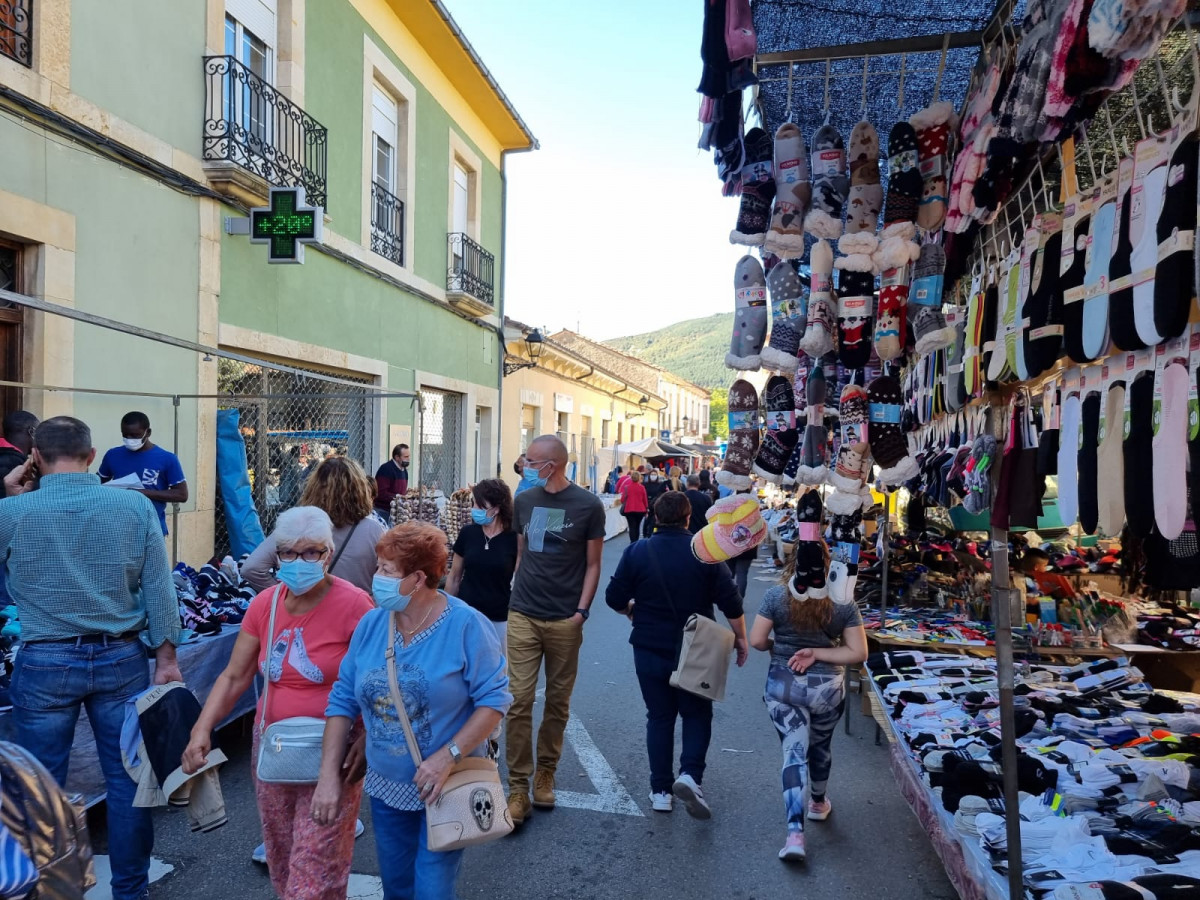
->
<box><xmin>506</xmin><ymin>435</ymin><xmax>606</xmax><ymax>826</ymax></box>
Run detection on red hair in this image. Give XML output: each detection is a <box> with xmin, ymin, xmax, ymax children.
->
<box><xmin>376</xmin><ymin>522</ymin><xmax>449</xmax><ymax>587</ymax></box>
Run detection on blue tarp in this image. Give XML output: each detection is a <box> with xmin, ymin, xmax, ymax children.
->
<box><xmin>217</xmin><ymin>408</ymin><xmax>266</xmax><ymax>556</ymax></box>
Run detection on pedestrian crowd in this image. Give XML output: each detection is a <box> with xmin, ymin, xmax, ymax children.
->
<box><xmin>0</xmin><ymin>420</ymin><xmax>866</xmax><ymax>899</ymax></box>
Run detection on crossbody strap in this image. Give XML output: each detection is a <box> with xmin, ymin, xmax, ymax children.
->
<box><xmin>258</xmin><ymin>584</ymin><xmax>284</xmax><ymax>735</ymax></box>
<box><xmin>328</xmin><ymin>519</ymin><xmax>361</xmax><ymax>575</ymax></box>
<box><xmin>642</xmin><ymin>537</ymin><xmax>685</xmax><ymax>627</ymax></box>
<box><xmin>385</xmin><ymin>612</ymin><xmax>425</xmax><ymax>767</ymax></box>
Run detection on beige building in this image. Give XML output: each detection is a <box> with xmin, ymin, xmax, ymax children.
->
<box><xmin>501</xmin><ymin>320</ymin><xmax>666</xmax><ymax>493</ymax></box>
<box><xmin>550</xmin><ymin>331</ymin><xmax>712</xmax><ymax>444</ymax></box>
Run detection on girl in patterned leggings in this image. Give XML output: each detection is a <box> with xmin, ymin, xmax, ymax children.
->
<box><xmin>749</xmin><ymin>540</ymin><xmax>868</xmax><ymax>863</ymax></box>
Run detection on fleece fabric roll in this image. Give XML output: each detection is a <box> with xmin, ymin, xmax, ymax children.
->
<box><xmin>1077</xmin><ymin>392</ymin><xmax>1101</xmax><ymax>535</ymax></box>
<box><xmin>1023</xmin><ymin>227</ymin><xmax>1063</xmax><ymax>378</ymax></box>
<box><xmin>1096</xmin><ymin>384</ymin><xmax>1127</xmax><ymax>538</ymax></box>
<box><xmin>1124</xmin><ymin>372</ymin><xmax>1156</xmax><ymax>538</ymax></box>
<box><xmin>1108</xmin><ymin>176</ymin><xmax>1144</xmax><ymax>352</ymax></box>
<box><xmin>1155</xmin><ymin>133</ymin><xmax>1199</xmax><ymax>341</ymax></box>
<box><xmin>1153</xmin><ymin>363</ymin><xmax>1190</xmax><ymax>541</ymax></box>
<box><xmin>1059</xmin><ymin>204</ymin><xmax>1092</xmax><ymax>364</ymax></box>
<box><xmin>1057</xmin><ymin>393</ymin><xmax>1082</xmax><ymax>527</ymax></box>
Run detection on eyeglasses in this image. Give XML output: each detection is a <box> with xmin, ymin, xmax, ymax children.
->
<box><xmin>278</xmin><ymin>548</ymin><xmax>330</xmax><ymax>563</ymax></box>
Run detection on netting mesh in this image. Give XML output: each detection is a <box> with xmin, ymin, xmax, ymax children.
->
<box><xmin>214</xmin><ymin>358</ymin><xmax>374</xmax><ymax>555</ymax></box>
<box><xmin>418</xmin><ymin>387</ymin><xmax>463</xmax><ymax>495</ymax></box>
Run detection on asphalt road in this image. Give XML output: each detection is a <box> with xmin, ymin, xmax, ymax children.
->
<box><xmin>104</xmin><ymin>537</ymin><xmax>957</xmax><ymax>900</ymax></box>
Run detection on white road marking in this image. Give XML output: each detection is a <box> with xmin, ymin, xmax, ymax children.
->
<box><xmin>347</xmin><ymin>874</ymin><xmax>384</xmax><ymax>899</ymax></box>
<box><xmin>85</xmin><ymin>856</ymin><xmax>174</xmax><ymax>899</ymax></box>
<box><xmin>553</xmin><ymin>715</ymin><xmax>643</xmax><ymax>817</ymax></box>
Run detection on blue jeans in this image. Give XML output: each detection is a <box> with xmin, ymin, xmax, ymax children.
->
<box><xmin>12</xmin><ymin>637</ymin><xmax>153</xmax><ymax>900</ymax></box>
<box><xmin>633</xmin><ymin>645</ymin><xmax>713</xmax><ymax>794</ymax></box>
<box><xmin>370</xmin><ymin>797</ymin><xmax>463</xmax><ymax>900</ymax></box>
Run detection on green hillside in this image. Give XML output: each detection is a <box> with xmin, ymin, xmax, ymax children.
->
<box><xmin>603</xmin><ymin>312</ymin><xmax>732</xmax><ymax>390</ymax></box>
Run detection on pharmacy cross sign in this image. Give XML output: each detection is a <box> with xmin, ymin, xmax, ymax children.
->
<box><xmin>249</xmin><ymin>187</ymin><xmax>323</xmax><ymax>264</ymax></box>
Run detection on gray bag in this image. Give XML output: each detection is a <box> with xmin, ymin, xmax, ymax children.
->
<box><xmin>669</xmin><ymin>614</ymin><xmax>736</xmax><ymax>701</ymax></box>
<box><xmin>255</xmin><ymin>586</ymin><xmax>326</xmax><ymax>784</ymax></box>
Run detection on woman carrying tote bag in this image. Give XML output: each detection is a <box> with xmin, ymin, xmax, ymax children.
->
<box><xmin>183</xmin><ymin>506</ymin><xmax>373</xmax><ymax>899</ymax></box>
<box><xmin>313</xmin><ymin>522</ymin><xmax>511</xmax><ymax>899</ymax></box>
<box><xmin>604</xmin><ymin>491</ymin><xmax>748</xmax><ymax>819</ymax></box>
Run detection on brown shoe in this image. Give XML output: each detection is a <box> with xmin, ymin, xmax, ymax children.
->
<box><xmin>507</xmin><ymin>791</ymin><xmax>531</xmax><ymax>827</ymax></box>
<box><xmin>532</xmin><ymin>770</ymin><xmax>556</xmax><ymax>809</ymax></box>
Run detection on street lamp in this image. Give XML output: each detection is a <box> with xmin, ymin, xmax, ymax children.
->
<box><xmin>503</xmin><ymin>329</ymin><xmax>545</xmax><ymax>377</ymax></box>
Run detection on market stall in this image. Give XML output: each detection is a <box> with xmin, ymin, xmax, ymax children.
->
<box><xmin>706</xmin><ymin>0</ymin><xmax>1200</xmax><ymax>893</ymax></box>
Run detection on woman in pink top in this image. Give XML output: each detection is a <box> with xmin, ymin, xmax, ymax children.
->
<box><xmin>183</xmin><ymin>506</ymin><xmax>373</xmax><ymax>900</ymax></box>
<box><xmin>620</xmin><ymin>470</ymin><xmax>650</xmax><ymax>544</ymax></box>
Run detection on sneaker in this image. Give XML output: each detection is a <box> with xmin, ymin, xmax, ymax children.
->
<box><xmin>354</xmin><ymin>818</ymin><xmax>365</xmax><ymax>839</ymax></box>
<box><xmin>778</xmin><ymin>832</ymin><xmax>806</xmax><ymax>862</ymax></box>
<box><xmin>650</xmin><ymin>792</ymin><xmax>673</xmax><ymax>812</ymax></box>
<box><xmin>532</xmin><ymin>770</ymin><xmax>556</xmax><ymax>809</ymax></box>
<box><xmin>671</xmin><ymin>773</ymin><xmax>711</xmax><ymax>820</ymax></box>
<box><xmin>507</xmin><ymin>792</ymin><xmax>532</xmax><ymax>827</ymax></box>
<box><xmin>251</xmin><ymin>842</ymin><xmax>267</xmax><ymax>865</ymax></box>
<box><xmin>807</xmin><ymin>797</ymin><xmax>832</xmax><ymax>821</ymax></box>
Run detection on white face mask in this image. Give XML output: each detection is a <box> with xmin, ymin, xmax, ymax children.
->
<box><xmin>123</xmin><ymin>437</ymin><xmax>146</xmax><ymax>451</ymax></box>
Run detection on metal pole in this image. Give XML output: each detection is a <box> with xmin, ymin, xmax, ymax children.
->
<box><xmin>991</xmin><ymin>527</ymin><xmax>1024</xmax><ymax>900</ymax></box>
<box><xmin>171</xmin><ymin>396</ymin><xmax>180</xmax><ymax>567</ymax></box>
<box><xmin>879</xmin><ymin>490</ymin><xmax>890</xmax><ymax>628</ymax></box>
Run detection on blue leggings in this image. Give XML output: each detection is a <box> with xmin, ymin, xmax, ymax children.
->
<box><xmin>764</xmin><ymin>665</ymin><xmax>845</xmax><ymax>833</ymax></box>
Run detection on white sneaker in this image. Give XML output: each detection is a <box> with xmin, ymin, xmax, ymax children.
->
<box><xmin>650</xmin><ymin>791</ymin><xmax>673</xmax><ymax>812</ymax></box>
<box><xmin>251</xmin><ymin>842</ymin><xmax>266</xmax><ymax>865</ymax></box>
<box><xmin>354</xmin><ymin>818</ymin><xmax>365</xmax><ymax>838</ymax></box>
<box><xmin>672</xmin><ymin>773</ymin><xmax>712</xmax><ymax>820</ymax></box>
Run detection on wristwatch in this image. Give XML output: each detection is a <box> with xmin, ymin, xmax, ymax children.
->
<box><xmin>576</xmin><ymin>608</ymin><xmax>590</xmax><ymax>621</ymax></box>
<box><xmin>447</xmin><ymin>741</ymin><xmax>463</xmax><ymax>764</ymax></box>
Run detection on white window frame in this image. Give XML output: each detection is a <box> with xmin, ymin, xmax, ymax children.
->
<box><xmin>447</xmin><ymin>131</ymin><xmax>483</xmax><ymax>242</ymax></box>
<box><xmin>361</xmin><ymin>36</ymin><xmax>416</xmax><ymax>272</ymax></box>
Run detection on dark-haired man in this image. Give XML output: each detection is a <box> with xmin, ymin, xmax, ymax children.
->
<box><xmin>2</xmin><ymin>416</ymin><xmax>181</xmax><ymax>900</ymax></box>
<box><xmin>0</xmin><ymin>410</ymin><xmax>37</xmax><ymax>496</ymax></box>
<box><xmin>373</xmin><ymin>442</ymin><xmax>410</xmax><ymax>514</ymax></box>
<box><xmin>98</xmin><ymin>411</ymin><xmax>188</xmax><ymax>535</ymax></box>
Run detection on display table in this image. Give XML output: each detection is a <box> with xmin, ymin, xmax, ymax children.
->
<box><xmin>0</xmin><ymin>625</ymin><xmax>256</xmax><ymax>808</ymax></box>
<box><xmin>599</xmin><ymin>493</ymin><xmax>628</xmax><ymax>541</ymax></box>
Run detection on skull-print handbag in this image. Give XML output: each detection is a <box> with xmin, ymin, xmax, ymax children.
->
<box><xmin>385</xmin><ymin>613</ymin><xmax>513</xmax><ymax>851</ymax></box>
<box><xmin>255</xmin><ymin>586</ymin><xmax>327</xmax><ymax>784</ymax></box>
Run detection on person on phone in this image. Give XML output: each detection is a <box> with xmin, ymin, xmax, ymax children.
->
<box><xmin>97</xmin><ymin>411</ymin><xmax>188</xmax><ymax>536</ymax></box>
<box><xmin>605</xmin><ymin>490</ymin><xmax>748</xmax><ymax>818</ymax></box>
<box><xmin>183</xmin><ymin>506</ymin><xmax>373</xmax><ymax>899</ymax></box>
<box><xmin>313</xmin><ymin>522</ymin><xmax>510</xmax><ymax>899</ymax></box>
<box><xmin>2</xmin><ymin>416</ymin><xmax>182</xmax><ymax>900</ymax></box>
<box><xmin>748</xmin><ymin>540</ymin><xmax>868</xmax><ymax>863</ymax></box>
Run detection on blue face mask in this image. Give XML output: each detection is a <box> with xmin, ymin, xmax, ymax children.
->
<box><xmin>471</xmin><ymin>508</ymin><xmax>495</xmax><ymax>526</ymax></box>
<box><xmin>523</xmin><ymin>466</ymin><xmax>548</xmax><ymax>488</ymax></box>
<box><xmin>277</xmin><ymin>559</ymin><xmax>326</xmax><ymax>595</ymax></box>
<box><xmin>372</xmin><ymin>574</ymin><xmax>413</xmax><ymax>613</ymax></box>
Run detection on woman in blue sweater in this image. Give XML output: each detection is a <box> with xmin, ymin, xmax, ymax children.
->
<box><xmin>313</xmin><ymin>522</ymin><xmax>511</xmax><ymax>899</ymax></box>
<box><xmin>605</xmin><ymin>491</ymin><xmax>748</xmax><ymax>818</ymax></box>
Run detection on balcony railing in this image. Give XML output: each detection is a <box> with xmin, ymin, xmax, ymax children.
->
<box><xmin>371</xmin><ymin>182</ymin><xmax>404</xmax><ymax>266</ymax></box>
<box><xmin>202</xmin><ymin>55</ymin><xmax>328</xmax><ymax>208</ymax></box>
<box><xmin>447</xmin><ymin>232</ymin><xmax>495</xmax><ymax>307</ymax></box>
<box><xmin>0</xmin><ymin>0</ymin><xmax>32</xmax><ymax>67</ymax></box>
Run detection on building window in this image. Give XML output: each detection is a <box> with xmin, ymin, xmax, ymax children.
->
<box><xmin>370</xmin><ymin>84</ymin><xmax>404</xmax><ymax>266</ymax></box>
<box><xmin>0</xmin><ymin>240</ymin><xmax>24</xmax><ymax>415</ymax></box>
<box><xmin>0</xmin><ymin>0</ymin><xmax>32</xmax><ymax>67</ymax></box>
<box><xmin>601</xmin><ymin>419</ymin><xmax>610</xmax><ymax>447</ymax></box>
<box><xmin>419</xmin><ymin>388</ymin><xmax>463</xmax><ymax>494</ymax></box>
<box><xmin>521</xmin><ymin>404</ymin><xmax>538</xmax><ymax>451</ymax></box>
<box><xmin>224</xmin><ymin>13</ymin><xmax>273</xmax><ymax>147</ymax></box>
<box><xmin>556</xmin><ymin>411</ymin><xmax>569</xmax><ymax>447</ymax></box>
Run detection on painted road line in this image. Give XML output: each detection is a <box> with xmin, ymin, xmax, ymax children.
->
<box><xmin>554</xmin><ymin>714</ymin><xmax>643</xmax><ymax>817</ymax></box>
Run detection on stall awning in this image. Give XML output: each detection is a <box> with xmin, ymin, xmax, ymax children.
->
<box><xmin>614</xmin><ymin>438</ymin><xmax>697</xmax><ymax>459</ymax></box>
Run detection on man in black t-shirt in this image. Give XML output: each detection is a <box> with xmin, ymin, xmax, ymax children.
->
<box><xmin>684</xmin><ymin>474</ymin><xmax>713</xmax><ymax>533</ymax></box>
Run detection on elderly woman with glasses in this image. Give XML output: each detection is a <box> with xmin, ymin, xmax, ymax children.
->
<box><xmin>183</xmin><ymin>506</ymin><xmax>374</xmax><ymax>900</ymax></box>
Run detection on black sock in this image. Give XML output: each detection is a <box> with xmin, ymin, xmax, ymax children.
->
<box><xmin>1078</xmin><ymin>392</ymin><xmax>1101</xmax><ymax>534</ymax></box>
<box><xmin>1109</xmin><ymin>182</ymin><xmax>1145</xmax><ymax>351</ymax></box>
<box><xmin>1125</xmin><ymin>372</ymin><xmax>1156</xmax><ymax>538</ymax></box>
<box><xmin>1154</xmin><ymin>134</ymin><xmax>1199</xmax><ymax>342</ymax></box>
<box><xmin>811</xmin><ymin>792</ymin><xmax>825</xmax><ymax>803</ymax></box>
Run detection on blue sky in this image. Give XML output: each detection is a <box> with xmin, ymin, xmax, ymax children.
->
<box><xmin>444</xmin><ymin>0</ymin><xmax>744</xmax><ymax>340</ymax></box>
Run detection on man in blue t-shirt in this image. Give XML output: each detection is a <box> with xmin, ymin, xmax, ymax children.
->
<box><xmin>98</xmin><ymin>411</ymin><xmax>188</xmax><ymax>535</ymax></box>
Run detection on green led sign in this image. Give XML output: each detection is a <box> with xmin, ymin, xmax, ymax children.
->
<box><xmin>249</xmin><ymin>187</ymin><xmax>323</xmax><ymax>264</ymax></box>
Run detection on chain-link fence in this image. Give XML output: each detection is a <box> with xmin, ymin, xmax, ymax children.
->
<box><xmin>213</xmin><ymin>358</ymin><xmax>379</xmax><ymax>556</ymax></box>
<box><xmin>418</xmin><ymin>387</ymin><xmax>461</xmax><ymax>494</ymax></box>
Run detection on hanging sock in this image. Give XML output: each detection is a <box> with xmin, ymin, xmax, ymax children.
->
<box><xmin>1107</xmin><ymin>162</ymin><xmax>1143</xmax><ymax>352</ymax></box>
<box><xmin>1067</xmin><ymin>194</ymin><xmax>1116</xmax><ymax>362</ymax></box>
<box><xmin>846</xmin><ymin>120</ymin><xmax>883</xmax><ymax>236</ymax></box>
<box><xmin>964</xmin><ymin>273</ymin><xmax>986</xmax><ymax>397</ymax></box>
<box><xmin>1096</xmin><ymin>383</ymin><xmax>1127</xmax><ymax>538</ymax></box>
<box><xmin>804</xmin><ymin>125</ymin><xmax>847</xmax><ymax>240</ymax></box>
<box><xmin>1059</xmin><ymin>197</ymin><xmax>1092</xmax><ymax>364</ymax></box>
<box><xmin>1153</xmin><ymin>131</ymin><xmax>1198</xmax><ymax>342</ymax></box>
<box><xmin>796</xmin><ymin>363</ymin><xmax>829</xmax><ymax>485</ymax></box>
<box><xmin>753</xmin><ymin>375</ymin><xmax>800</xmax><ymax>484</ymax></box>
<box><xmin>945</xmin><ymin>316</ymin><xmax>968</xmax><ymax>412</ymax></box>
<box><xmin>1124</xmin><ymin>372</ymin><xmax>1156</xmax><ymax>538</ymax></box>
<box><xmin>761</xmin><ymin>260</ymin><xmax>807</xmax><ymax>372</ymax></box>
<box><xmin>726</xmin><ymin>255</ymin><xmax>768</xmax><ymax>370</ymax></box>
<box><xmin>730</xmin><ymin>128</ymin><xmax>776</xmax><ymax>246</ymax></box>
<box><xmin>987</xmin><ymin>254</ymin><xmax>1017</xmax><ymax>383</ymax></box>
<box><xmin>1153</xmin><ymin>362</ymin><xmax>1190</xmax><ymax>541</ymax></box>
<box><xmin>800</xmin><ymin>240</ymin><xmax>837</xmax><ymax>358</ymax></box>
<box><xmin>834</xmin><ymin>244</ymin><xmax>875</xmax><ymax>370</ymax></box>
<box><xmin>867</xmin><ymin>373</ymin><xmax>918</xmax><ymax>487</ymax></box>
<box><xmin>911</xmin><ymin>243</ymin><xmax>954</xmax><ymax>355</ymax></box>
<box><xmin>1128</xmin><ymin>138</ymin><xmax>1170</xmax><ymax>348</ymax></box>
<box><xmin>764</xmin><ymin>123</ymin><xmax>810</xmax><ymax>259</ymax></box>
<box><xmin>1023</xmin><ymin>221</ymin><xmax>1064</xmax><ymax>379</ymax></box>
<box><xmin>1077</xmin><ymin>392</ymin><xmax>1101</xmax><ymax>536</ymax></box>
<box><xmin>717</xmin><ymin>379</ymin><xmax>760</xmax><ymax>490</ymax></box>
<box><xmin>909</xmin><ymin>102</ymin><xmax>957</xmax><ymax>234</ymax></box>
<box><xmin>1057</xmin><ymin>393</ymin><xmax>1082</xmax><ymax>527</ymax></box>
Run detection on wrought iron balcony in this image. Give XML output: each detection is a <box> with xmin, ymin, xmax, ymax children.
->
<box><xmin>202</xmin><ymin>55</ymin><xmax>328</xmax><ymax>208</ymax></box>
<box><xmin>446</xmin><ymin>232</ymin><xmax>495</xmax><ymax>312</ymax></box>
<box><xmin>370</xmin><ymin>182</ymin><xmax>404</xmax><ymax>266</ymax></box>
<box><xmin>0</xmin><ymin>0</ymin><xmax>32</xmax><ymax>67</ymax></box>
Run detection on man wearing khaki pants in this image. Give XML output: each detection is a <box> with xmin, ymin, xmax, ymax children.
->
<box><xmin>506</xmin><ymin>435</ymin><xmax>605</xmax><ymax>826</ymax></box>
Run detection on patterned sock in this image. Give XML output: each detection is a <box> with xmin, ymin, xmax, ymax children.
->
<box><xmin>804</xmin><ymin>124</ymin><xmax>847</xmax><ymax>239</ymax></box>
<box><xmin>730</xmin><ymin>128</ymin><xmax>776</xmax><ymax>246</ymax></box>
<box><xmin>764</xmin><ymin>122</ymin><xmax>811</xmax><ymax>259</ymax></box>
